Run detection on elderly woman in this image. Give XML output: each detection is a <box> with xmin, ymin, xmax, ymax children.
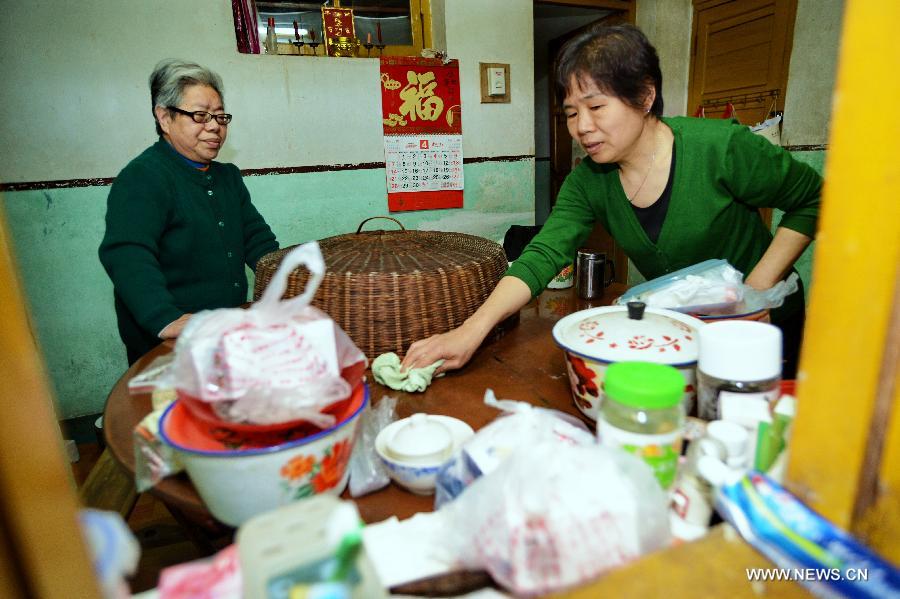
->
<box><xmin>404</xmin><ymin>24</ymin><xmax>820</xmax><ymax>379</ymax></box>
<box><xmin>99</xmin><ymin>59</ymin><xmax>278</xmax><ymax>364</ymax></box>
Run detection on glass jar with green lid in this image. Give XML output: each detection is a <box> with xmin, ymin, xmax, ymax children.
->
<box><xmin>598</xmin><ymin>361</ymin><xmax>685</xmax><ymax>489</ymax></box>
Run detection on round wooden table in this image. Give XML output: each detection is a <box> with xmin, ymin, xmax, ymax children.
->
<box><xmin>103</xmin><ymin>285</ymin><xmax>625</xmax><ymax>527</ymax></box>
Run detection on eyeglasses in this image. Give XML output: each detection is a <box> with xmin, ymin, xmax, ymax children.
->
<box><xmin>167</xmin><ymin>106</ymin><xmax>233</xmax><ymax>125</ymax></box>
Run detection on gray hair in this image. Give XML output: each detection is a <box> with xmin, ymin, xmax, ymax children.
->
<box><xmin>149</xmin><ymin>59</ymin><xmax>225</xmax><ymax>136</ymax></box>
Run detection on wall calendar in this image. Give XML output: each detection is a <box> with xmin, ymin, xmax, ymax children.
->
<box><xmin>380</xmin><ymin>57</ymin><xmax>463</xmax><ymax>212</ymax></box>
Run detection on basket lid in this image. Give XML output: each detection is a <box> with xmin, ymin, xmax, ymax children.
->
<box><xmin>258</xmin><ymin>222</ymin><xmax>506</xmax><ymax>276</ymax></box>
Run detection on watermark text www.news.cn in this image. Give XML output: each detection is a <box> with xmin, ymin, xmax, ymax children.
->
<box><xmin>746</xmin><ymin>568</ymin><xmax>868</xmax><ymax>582</ymax></box>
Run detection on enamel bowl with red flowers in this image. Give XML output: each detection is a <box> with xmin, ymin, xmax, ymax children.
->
<box><xmin>159</xmin><ymin>384</ymin><xmax>368</xmax><ymax>527</ymax></box>
<box><xmin>552</xmin><ymin>303</ymin><xmax>704</xmax><ymax>420</ymax></box>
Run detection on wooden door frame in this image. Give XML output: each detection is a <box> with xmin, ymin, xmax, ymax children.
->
<box><xmin>0</xmin><ymin>204</ymin><xmax>101</xmax><ymax>597</ymax></box>
<box><xmin>536</xmin><ymin>0</ymin><xmax>634</xmax><ymax>16</ymax></box>
<box><xmin>544</xmin><ymin>5</ymin><xmax>634</xmax><ymax>283</ymax></box>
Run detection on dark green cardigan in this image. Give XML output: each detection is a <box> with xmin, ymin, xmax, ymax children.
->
<box><xmin>99</xmin><ymin>139</ymin><xmax>278</xmax><ymax>362</ymax></box>
<box><xmin>507</xmin><ymin>117</ymin><xmax>821</xmax><ymax>313</ymax></box>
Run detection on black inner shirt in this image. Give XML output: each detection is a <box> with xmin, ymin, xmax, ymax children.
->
<box><xmin>631</xmin><ymin>144</ymin><xmax>676</xmax><ymax>244</ymax></box>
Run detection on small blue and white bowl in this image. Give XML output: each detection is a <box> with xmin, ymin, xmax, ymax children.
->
<box><xmin>375</xmin><ymin>414</ymin><xmax>474</xmax><ymax>495</ymax></box>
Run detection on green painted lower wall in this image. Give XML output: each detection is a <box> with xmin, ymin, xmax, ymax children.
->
<box><xmin>2</xmin><ymin>160</ymin><xmax>535</xmax><ymax>419</ymax></box>
<box><xmin>535</xmin><ymin>159</ymin><xmax>552</xmax><ymax>225</ymax></box>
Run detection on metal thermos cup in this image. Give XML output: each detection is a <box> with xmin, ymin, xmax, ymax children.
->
<box><xmin>576</xmin><ymin>249</ymin><xmax>615</xmax><ymax>299</ymax></box>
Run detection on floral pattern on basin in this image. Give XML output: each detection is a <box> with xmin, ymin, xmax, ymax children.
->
<box><xmin>552</xmin><ymin>306</ymin><xmax>705</xmax><ymax>420</ymax></box>
<box><xmin>564</xmin><ymin>354</ymin><xmax>598</xmax><ymax>411</ymax></box>
<box><xmin>280</xmin><ymin>439</ymin><xmax>353</xmax><ymax>500</ymax></box>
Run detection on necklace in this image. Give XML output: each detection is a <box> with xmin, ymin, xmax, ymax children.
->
<box><xmin>623</xmin><ymin>130</ymin><xmax>660</xmax><ymax>204</ymax></box>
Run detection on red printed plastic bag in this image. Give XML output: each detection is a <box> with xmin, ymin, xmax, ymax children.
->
<box><xmin>171</xmin><ymin>242</ymin><xmax>366</xmax><ymax>428</ymax></box>
<box><xmin>443</xmin><ymin>442</ymin><xmax>670</xmax><ymax>596</ymax></box>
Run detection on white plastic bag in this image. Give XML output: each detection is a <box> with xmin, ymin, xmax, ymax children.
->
<box><xmin>171</xmin><ymin>242</ymin><xmax>366</xmax><ymax>428</ymax></box>
<box><xmin>617</xmin><ymin>259</ymin><xmax>800</xmax><ymax>315</ymax></box>
<box><xmin>751</xmin><ymin>113</ymin><xmax>782</xmax><ymax>145</ymax></box>
<box><xmin>443</xmin><ymin>442</ymin><xmax>671</xmax><ymax>596</ymax></box>
<box><xmin>434</xmin><ymin>389</ymin><xmax>594</xmax><ymax>507</ymax></box>
<box><xmin>616</xmin><ymin>259</ymin><xmax>743</xmax><ymax>314</ymax></box>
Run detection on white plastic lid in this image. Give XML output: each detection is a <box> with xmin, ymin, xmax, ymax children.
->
<box><xmin>706</xmin><ymin>420</ymin><xmax>749</xmax><ymax>468</ymax></box>
<box><xmin>698</xmin><ymin>321</ymin><xmax>782</xmax><ymax>381</ymax></box>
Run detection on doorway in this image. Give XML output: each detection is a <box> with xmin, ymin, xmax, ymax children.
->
<box><xmin>533</xmin><ymin>1</ymin><xmax>634</xmax><ymax>283</ymax></box>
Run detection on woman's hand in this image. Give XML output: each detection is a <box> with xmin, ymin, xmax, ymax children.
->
<box><xmin>401</xmin><ymin>276</ymin><xmax>534</xmax><ymax>375</ymax></box>
<box><xmin>402</xmin><ymin>323</ymin><xmax>485</xmax><ymax>375</ymax></box>
<box><xmin>159</xmin><ymin>313</ymin><xmax>193</xmax><ymax>339</ymax></box>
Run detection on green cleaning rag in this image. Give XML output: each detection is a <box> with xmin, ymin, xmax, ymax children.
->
<box><xmin>371</xmin><ymin>352</ymin><xmax>444</xmax><ymax>392</ymax></box>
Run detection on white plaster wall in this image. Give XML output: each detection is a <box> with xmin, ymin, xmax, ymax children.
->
<box><xmin>0</xmin><ymin>0</ymin><xmax>535</xmax><ymax>183</ymax></box>
<box><xmin>444</xmin><ymin>0</ymin><xmax>535</xmax><ymax>157</ymax></box>
<box><xmin>636</xmin><ymin>0</ymin><xmax>693</xmax><ymax>117</ymax></box>
<box><xmin>781</xmin><ymin>0</ymin><xmax>844</xmax><ymax>145</ymax></box>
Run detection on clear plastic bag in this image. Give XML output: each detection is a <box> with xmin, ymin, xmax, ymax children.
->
<box><xmin>434</xmin><ymin>389</ymin><xmax>594</xmax><ymax>508</ymax></box>
<box><xmin>171</xmin><ymin>242</ymin><xmax>366</xmax><ymax>428</ymax></box>
<box><xmin>127</xmin><ymin>354</ymin><xmax>174</xmax><ymax>395</ymax></box>
<box><xmin>442</xmin><ymin>442</ymin><xmax>671</xmax><ymax>596</ymax></box>
<box><xmin>348</xmin><ymin>395</ymin><xmax>397</xmax><ymax>497</ymax></box>
<box><xmin>616</xmin><ymin>259</ymin><xmax>799</xmax><ymax>315</ymax></box>
<box><xmin>133</xmin><ymin>396</ymin><xmax>183</xmax><ymax>493</ymax></box>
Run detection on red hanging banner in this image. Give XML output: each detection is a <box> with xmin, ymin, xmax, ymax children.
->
<box><xmin>321</xmin><ymin>7</ymin><xmax>356</xmax><ymax>57</ymax></box>
<box><xmin>380</xmin><ymin>57</ymin><xmax>463</xmax><ymax>212</ymax></box>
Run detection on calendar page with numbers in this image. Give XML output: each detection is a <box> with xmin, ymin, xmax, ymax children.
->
<box><xmin>384</xmin><ymin>135</ymin><xmax>463</xmax><ymax>193</ymax></box>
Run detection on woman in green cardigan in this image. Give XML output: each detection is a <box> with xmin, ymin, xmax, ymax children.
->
<box><xmin>403</xmin><ymin>25</ymin><xmax>820</xmax><ymax>379</ymax></box>
<box><xmin>99</xmin><ymin>59</ymin><xmax>278</xmax><ymax>364</ymax></box>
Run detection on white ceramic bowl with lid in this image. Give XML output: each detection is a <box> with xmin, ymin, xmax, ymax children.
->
<box><xmin>552</xmin><ymin>302</ymin><xmax>705</xmax><ymax>420</ymax></box>
<box><xmin>384</xmin><ymin>413</ymin><xmax>454</xmax><ymax>465</ymax></box>
<box><xmin>375</xmin><ymin>414</ymin><xmax>474</xmax><ymax>495</ymax></box>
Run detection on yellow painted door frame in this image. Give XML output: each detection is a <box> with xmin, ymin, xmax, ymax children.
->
<box><xmin>786</xmin><ymin>0</ymin><xmax>900</xmax><ymax>559</ymax></box>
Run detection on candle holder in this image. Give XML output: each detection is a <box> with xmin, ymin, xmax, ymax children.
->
<box><xmin>363</xmin><ymin>42</ymin><xmax>374</xmax><ymax>57</ymax></box>
<box><xmin>375</xmin><ymin>43</ymin><xmax>386</xmax><ymax>57</ymax></box>
<box><xmin>292</xmin><ymin>40</ymin><xmax>305</xmax><ymax>55</ymax></box>
<box><xmin>307</xmin><ymin>41</ymin><xmax>321</xmax><ymax>56</ymax></box>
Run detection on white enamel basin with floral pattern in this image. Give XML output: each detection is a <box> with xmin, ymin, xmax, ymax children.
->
<box><xmin>159</xmin><ymin>385</ymin><xmax>368</xmax><ymax>526</ymax></box>
<box><xmin>552</xmin><ymin>305</ymin><xmax>705</xmax><ymax>420</ymax></box>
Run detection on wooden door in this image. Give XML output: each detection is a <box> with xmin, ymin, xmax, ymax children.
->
<box><xmin>546</xmin><ymin>7</ymin><xmax>633</xmax><ymax>284</ymax></box>
<box><xmin>688</xmin><ymin>0</ymin><xmax>798</xmax><ymax>125</ymax></box>
<box><xmin>689</xmin><ymin>0</ymin><xmax>797</xmax><ymax>227</ymax></box>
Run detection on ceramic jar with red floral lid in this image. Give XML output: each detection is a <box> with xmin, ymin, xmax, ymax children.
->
<box><xmin>552</xmin><ymin>302</ymin><xmax>705</xmax><ymax>420</ymax></box>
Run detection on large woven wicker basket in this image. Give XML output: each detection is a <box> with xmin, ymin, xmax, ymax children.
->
<box><xmin>253</xmin><ymin>217</ymin><xmax>511</xmax><ymax>360</ymax></box>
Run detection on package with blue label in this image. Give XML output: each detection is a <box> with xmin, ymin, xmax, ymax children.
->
<box><xmin>715</xmin><ymin>471</ymin><xmax>900</xmax><ymax>598</ymax></box>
